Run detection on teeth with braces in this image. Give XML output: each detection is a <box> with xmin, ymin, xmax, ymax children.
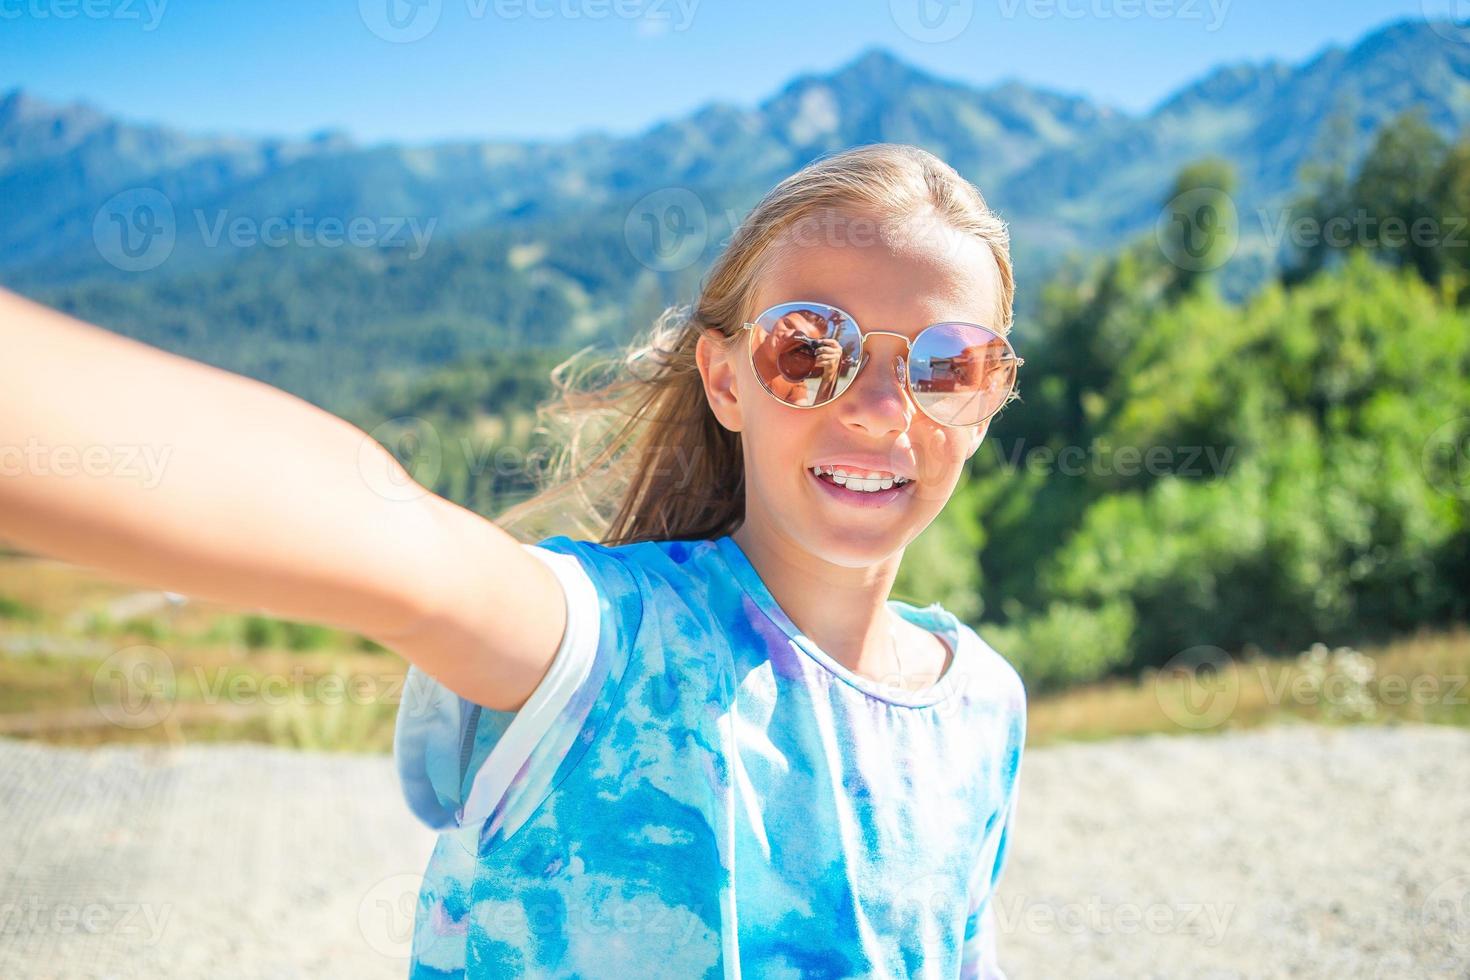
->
<box><xmin>810</xmin><ymin>466</ymin><xmax>912</xmax><ymax>492</ymax></box>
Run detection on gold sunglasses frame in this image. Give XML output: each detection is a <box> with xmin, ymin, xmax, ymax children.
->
<box><xmin>739</xmin><ymin>300</ymin><xmax>1024</xmax><ymax>428</ymax></box>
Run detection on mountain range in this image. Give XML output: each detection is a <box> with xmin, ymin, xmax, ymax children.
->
<box><xmin>3</xmin><ymin>16</ymin><xmax>1467</xmax><ymax>412</ymax></box>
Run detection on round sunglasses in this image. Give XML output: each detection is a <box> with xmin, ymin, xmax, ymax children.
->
<box><xmin>740</xmin><ymin>300</ymin><xmax>1023</xmax><ymax>427</ymax></box>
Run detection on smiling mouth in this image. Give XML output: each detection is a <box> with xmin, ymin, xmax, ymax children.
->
<box><xmin>809</xmin><ymin>467</ymin><xmax>912</xmax><ymax>491</ymax></box>
<box><xmin>807</xmin><ymin>466</ymin><xmax>915</xmax><ymax>505</ymax></box>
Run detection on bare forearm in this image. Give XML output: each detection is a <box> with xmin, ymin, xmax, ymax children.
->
<box><xmin>0</xmin><ymin>288</ymin><xmax>437</xmax><ymax>638</ymax></box>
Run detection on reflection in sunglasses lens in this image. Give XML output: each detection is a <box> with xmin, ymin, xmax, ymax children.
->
<box><xmin>751</xmin><ymin>306</ymin><xmax>1017</xmax><ymax>424</ymax></box>
<box><xmin>752</xmin><ymin>304</ymin><xmax>861</xmax><ymax>408</ymax></box>
<box><xmin>911</xmin><ymin>324</ymin><xmax>1015</xmax><ymax>426</ymax></box>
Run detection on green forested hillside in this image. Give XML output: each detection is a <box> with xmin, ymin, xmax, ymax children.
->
<box><xmin>339</xmin><ymin>344</ymin><xmax>580</xmax><ymax>520</ymax></box>
<box><xmin>35</xmin><ymin>210</ymin><xmax>704</xmax><ymax>415</ymax></box>
<box><xmin>898</xmin><ymin>115</ymin><xmax>1470</xmax><ymax>690</ymax></box>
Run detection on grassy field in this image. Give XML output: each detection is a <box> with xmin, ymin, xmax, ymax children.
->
<box><xmin>0</xmin><ymin>555</ymin><xmax>403</xmax><ymax>752</ymax></box>
<box><xmin>1028</xmin><ymin>625</ymin><xmax>1470</xmax><ymax>746</ymax></box>
<box><xmin>1</xmin><ymin>554</ymin><xmax>1467</xmax><ymax>752</ymax></box>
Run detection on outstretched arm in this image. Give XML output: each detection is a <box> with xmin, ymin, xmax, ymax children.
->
<box><xmin>0</xmin><ymin>287</ymin><xmax>567</xmax><ymax>713</ymax></box>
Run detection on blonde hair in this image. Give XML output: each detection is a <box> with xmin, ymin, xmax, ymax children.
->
<box><xmin>495</xmin><ymin>142</ymin><xmax>1015</xmax><ymax>547</ymax></box>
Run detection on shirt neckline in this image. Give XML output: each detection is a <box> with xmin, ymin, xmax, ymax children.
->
<box><xmin>713</xmin><ymin>534</ymin><xmax>967</xmax><ymax>708</ymax></box>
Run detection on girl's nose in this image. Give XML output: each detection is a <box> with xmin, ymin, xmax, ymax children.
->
<box><xmin>852</xmin><ymin>351</ymin><xmax>905</xmax><ymax>411</ymax></box>
<box><xmin>858</xmin><ymin>351</ymin><xmax>906</xmax><ymax>386</ymax></box>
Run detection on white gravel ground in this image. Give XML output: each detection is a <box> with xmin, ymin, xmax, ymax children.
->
<box><xmin>1</xmin><ymin>723</ymin><xmax>1466</xmax><ymax>979</ymax></box>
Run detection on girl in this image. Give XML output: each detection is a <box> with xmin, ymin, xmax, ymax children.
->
<box><xmin>0</xmin><ymin>143</ymin><xmax>1027</xmax><ymax>978</ymax></box>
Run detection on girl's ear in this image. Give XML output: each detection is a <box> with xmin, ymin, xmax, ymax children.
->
<box><xmin>696</xmin><ymin>328</ymin><xmax>744</xmax><ymax>433</ymax></box>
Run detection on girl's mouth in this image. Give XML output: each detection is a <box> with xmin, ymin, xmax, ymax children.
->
<box><xmin>807</xmin><ymin>467</ymin><xmax>915</xmax><ymax>508</ymax></box>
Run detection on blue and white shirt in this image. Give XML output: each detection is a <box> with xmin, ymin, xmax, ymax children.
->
<box><xmin>394</xmin><ymin>534</ymin><xmax>1026</xmax><ymax>978</ymax></box>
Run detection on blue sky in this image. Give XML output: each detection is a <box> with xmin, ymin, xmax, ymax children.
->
<box><xmin>0</xmin><ymin>0</ymin><xmax>1446</xmax><ymax>144</ymax></box>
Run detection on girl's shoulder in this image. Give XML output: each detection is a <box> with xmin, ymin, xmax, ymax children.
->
<box><xmin>890</xmin><ymin>595</ymin><xmax>1027</xmax><ymax>715</ymax></box>
<box><xmin>523</xmin><ymin>535</ymin><xmax>728</xmax><ymax>642</ymax></box>
<box><xmin>955</xmin><ymin>624</ymin><xmax>1028</xmax><ymax>755</ymax></box>
<box><xmin>959</xmin><ymin>622</ymin><xmax>1027</xmax><ymax>711</ymax></box>
<box><xmin>528</xmin><ymin>534</ymin><xmax>720</xmax><ymax>591</ymax></box>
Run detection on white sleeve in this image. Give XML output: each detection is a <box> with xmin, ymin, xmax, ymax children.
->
<box><xmin>393</xmin><ymin>543</ymin><xmax>602</xmax><ymax>832</ymax></box>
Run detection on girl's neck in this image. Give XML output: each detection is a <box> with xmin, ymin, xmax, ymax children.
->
<box><xmin>730</xmin><ymin>522</ymin><xmax>909</xmax><ymax>683</ymax></box>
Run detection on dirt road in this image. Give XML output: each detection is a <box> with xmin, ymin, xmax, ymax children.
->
<box><xmin>1</xmin><ymin>723</ymin><xmax>1465</xmax><ymax>978</ymax></box>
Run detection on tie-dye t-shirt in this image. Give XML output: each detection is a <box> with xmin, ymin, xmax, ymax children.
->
<box><xmin>393</xmin><ymin>534</ymin><xmax>1026</xmax><ymax>979</ymax></box>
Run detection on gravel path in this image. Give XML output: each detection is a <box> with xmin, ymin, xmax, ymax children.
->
<box><xmin>1</xmin><ymin>723</ymin><xmax>1466</xmax><ymax>979</ymax></box>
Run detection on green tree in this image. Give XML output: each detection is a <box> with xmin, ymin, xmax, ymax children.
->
<box><xmin>1428</xmin><ymin>135</ymin><xmax>1470</xmax><ymax>302</ymax></box>
<box><xmin>1008</xmin><ymin>254</ymin><xmax>1470</xmax><ymax>674</ymax></box>
<box><xmin>1350</xmin><ymin>108</ymin><xmax>1449</xmax><ymax>283</ymax></box>
<box><xmin>1157</xmin><ymin>157</ymin><xmax>1239</xmax><ymax>301</ymax></box>
<box><xmin>1282</xmin><ymin>104</ymin><xmax>1357</xmax><ymax>287</ymax></box>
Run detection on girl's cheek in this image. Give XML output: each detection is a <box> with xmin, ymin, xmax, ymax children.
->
<box><xmin>916</xmin><ymin>430</ymin><xmax>963</xmax><ymax>480</ymax></box>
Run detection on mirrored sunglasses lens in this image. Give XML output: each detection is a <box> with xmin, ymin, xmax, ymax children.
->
<box><xmin>909</xmin><ymin>323</ymin><xmax>1018</xmax><ymax>425</ymax></box>
<box><xmin>749</xmin><ymin>304</ymin><xmax>861</xmax><ymax>407</ymax></box>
